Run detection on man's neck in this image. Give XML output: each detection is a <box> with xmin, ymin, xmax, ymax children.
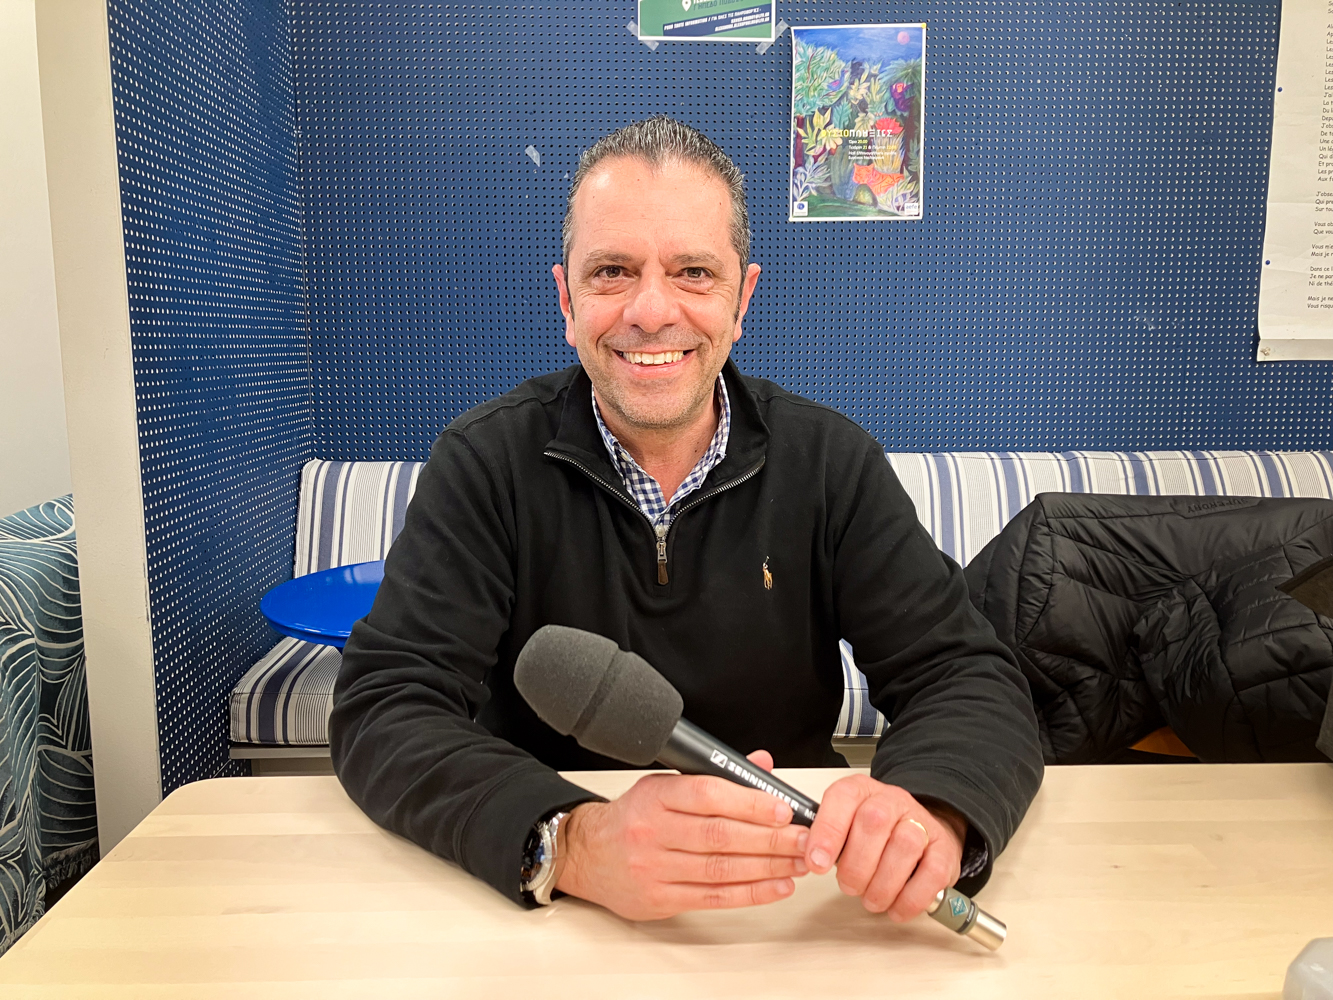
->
<box><xmin>595</xmin><ymin>387</ymin><xmax>721</xmax><ymax>502</ymax></box>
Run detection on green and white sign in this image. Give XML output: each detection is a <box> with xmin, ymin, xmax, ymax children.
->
<box><xmin>637</xmin><ymin>0</ymin><xmax>774</xmax><ymax>42</ymax></box>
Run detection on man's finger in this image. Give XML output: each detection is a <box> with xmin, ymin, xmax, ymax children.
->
<box><xmin>657</xmin><ymin>773</ymin><xmax>793</xmax><ymax>826</ymax></box>
<box><xmin>745</xmin><ymin>748</ymin><xmax>775</xmax><ymax>772</ymax></box>
<box><xmin>860</xmin><ymin>815</ymin><xmax>930</xmax><ymax>914</ymax></box>
<box><xmin>655</xmin><ymin>811</ymin><xmax>808</xmax><ymax>856</ymax></box>
<box><xmin>654</xmin><ymin>877</ymin><xmax>797</xmax><ymax>912</ymax></box>
<box><xmin>805</xmin><ymin>776</ymin><xmax>873</xmax><ymax>873</ymax></box>
<box><xmin>885</xmin><ymin>833</ymin><xmax>960</xmax><ymax>922</ymax></box>
<box><xmin>657</xmin><ymin>851</ymin><xmax>809</xmax><ymax>884</ymax></box>
<box><xmin>834</xmin><ymin>794</ymin><xmax>909</xmax><ymax>897</ymax></box>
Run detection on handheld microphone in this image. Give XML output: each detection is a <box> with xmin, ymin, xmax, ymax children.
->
<box><xmin>513</xmin><ymin>625</ymin><xmax>1006</xmax><ymax>950</ymax></box>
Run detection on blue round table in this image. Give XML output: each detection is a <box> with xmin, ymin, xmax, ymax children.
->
<box><xmin>259</xmin><ymin>560</ymin><xmax>385</xmax><ymax>649</ymax></box>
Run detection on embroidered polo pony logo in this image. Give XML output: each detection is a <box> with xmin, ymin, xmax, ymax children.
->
<box><xmin>762</xmin><ymin>557</ymin><xmax>773</xmax><ymax>590</ymax></box>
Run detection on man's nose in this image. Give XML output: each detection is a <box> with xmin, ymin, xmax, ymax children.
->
<box><xmin>621</xmin><ymin>270</ymin><xmax>680</xmax><ymax>333</ymax></box>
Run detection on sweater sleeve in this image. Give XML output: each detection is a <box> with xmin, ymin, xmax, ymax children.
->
<box><xmin>328</xmin><ymin>428</ymin><xmax>601</xmax><ymax>906</ymax></box>
<box><xmin>832</xmin><ymin>443</ymin><xmax>1044</xmax><ymax>895</ymax></box>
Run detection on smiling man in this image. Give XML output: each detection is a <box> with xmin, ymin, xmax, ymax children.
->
<box><xmin>330</xmin><ymin>117</ymin><xmax>1042</xmax><ymax>924</ymax></box>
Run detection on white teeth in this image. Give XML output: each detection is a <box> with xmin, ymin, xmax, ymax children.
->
<box><xmin>622</xmin><ymin>351</ymin><xmax>685</xmax><ymax>365</ymax></box>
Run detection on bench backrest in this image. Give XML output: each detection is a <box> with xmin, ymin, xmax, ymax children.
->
<box><xmin>294</xmin><ymin>460</ymin><xmax>423</xmax><ymax>575</ymax></box>
<box><xmin>888</xmin><ymin>450</ymin><xmax>1333</xmax><ymax>566</ymax></box>
<box><xmin>297</xmin><ymin>450</ymin><xmax>1333</xmax><ymax>575</ymax></box>
<box><xmin>294</xmin><ymin>451</ymin><xmax>1333</xmax><ymax>740</ymax></box>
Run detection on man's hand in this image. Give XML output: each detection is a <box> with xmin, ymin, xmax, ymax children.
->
<box><xmin>802</xmin><ymin>774</ymin><xmax>966</xmax><ymax>921</ymax></box>
<box><xmin>554</xmin><ymin>751</ymin><xmax>809</xmax><ymax>921</ymax></box>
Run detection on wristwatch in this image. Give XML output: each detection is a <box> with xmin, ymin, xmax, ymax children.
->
<box><xmin>520</xmin><ymin>810</ymin><xmax>569</xmax><ymax>905</ymax></box>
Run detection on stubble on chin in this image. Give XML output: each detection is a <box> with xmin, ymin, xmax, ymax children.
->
<box><xmin>590</xmin><ymin>355</ymin><xmax>721</xmax><ymax>434</ymax></box>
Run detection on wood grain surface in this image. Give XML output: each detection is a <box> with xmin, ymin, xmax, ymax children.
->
<box><xmin>1</xmin><ymin>763</ymin><xmax>1330</xmax><ymax>998</ymax></box>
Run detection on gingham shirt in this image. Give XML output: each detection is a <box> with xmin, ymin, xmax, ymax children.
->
<box><xmin>591</xmin><ymin>375</ymin><xmax>731</xmax><ymax>534</ymax></box>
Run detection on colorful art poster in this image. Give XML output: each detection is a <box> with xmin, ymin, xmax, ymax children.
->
<box><xmin>638</xmin><ymin>0</ymin><xmax>775</xmax><ymax>42</ymax></box>
<box><xmin>789</xmin><ymin>24</ymin><xmax>925</xmax><ymax>221</ymax></box>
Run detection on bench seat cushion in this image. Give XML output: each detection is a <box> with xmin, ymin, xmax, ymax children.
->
<box><xmin>232</xmin><ymin>450</ymin><xmax>1333</xmax><ymax>747</ymax></box>
<box><xmin>230</xmin><ymin>638</ymin><xmax>341</xmax><ymax>746</ymax></box>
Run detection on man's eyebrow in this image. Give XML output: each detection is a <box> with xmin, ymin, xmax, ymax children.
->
<box><xmin>581</xmin><ymin>251</ymin><xmax>636</xmax><ymax>271</ymax></box>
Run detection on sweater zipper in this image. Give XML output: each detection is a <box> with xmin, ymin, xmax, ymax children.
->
<box><xmin>655</xmin><ymin>525</ymin><xmax>669</xmax><ymax>585</ymax></box>
<box><xmin>545</xmin><ymin>450</ymin><xmax>765</xmax><ymax>586</ymax></box>
<box><xmin>656</xmin><ymin>459</ymin><xmax>766</xmax><ymax>584</ymax></box>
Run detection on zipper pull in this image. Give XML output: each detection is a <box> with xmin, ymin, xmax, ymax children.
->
<box><xmin>655</xmin><ymin>524</ymin><xmax>669</xmax><ymax>585</ymax></box>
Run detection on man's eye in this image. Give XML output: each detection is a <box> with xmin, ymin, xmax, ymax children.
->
<box><xmin>595</xmin><ymin>266</ymin><xmax>624</xmax><ymax>279</ymax></box>
<box><xmin>682</xmin><ymin>267</ymin><xmax>709</xmax><ymax>279</ymax></box>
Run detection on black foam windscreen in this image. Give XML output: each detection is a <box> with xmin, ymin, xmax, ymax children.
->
<box><xmin>513</xmin><ymin>625</ymin><xmax>685</xmax><ymax>766</ymax></box>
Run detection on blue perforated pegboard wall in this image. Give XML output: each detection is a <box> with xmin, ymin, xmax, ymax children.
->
<box><xmin>295</xmin><ymin>0</ymin><xmax>1330</xmax><ymax>460</ymax></box>
<box><xmin>105</xmin><ymin>1</ymin><xmax>1333</xmax><ymax>793</ymax></box>
<box><xmin>108</xmin><ymin>0</ymin><xmax>310</xmax><ymax>792</ymax></box>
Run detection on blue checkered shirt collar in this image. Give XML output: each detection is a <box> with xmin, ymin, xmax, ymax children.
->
<box><xmin>591</xmin><ymin>375</ymin><xmax>731</xmax><ymax>531</ymax></box>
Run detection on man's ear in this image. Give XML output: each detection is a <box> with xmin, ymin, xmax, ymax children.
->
<box><xmin>732</xmin><ymin>262</ymin><xmax>762</xmax><ymax>344</ymax></box>
<box><xmin>552</xmin><ymin>263</ymin><xmax>576</xmax><ymax>346</ymax></box>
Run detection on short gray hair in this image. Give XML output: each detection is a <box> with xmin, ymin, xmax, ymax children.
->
<box><xmin>561</xmin><ymin>116</ymin><xmax>750</xmax><ymax>271</ymax></box>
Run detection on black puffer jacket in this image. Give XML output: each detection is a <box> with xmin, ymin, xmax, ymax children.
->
<box><xmin>964</xmin><ymin>493</ymin><xmax>1333</xmax><ymax>764</ymax></box>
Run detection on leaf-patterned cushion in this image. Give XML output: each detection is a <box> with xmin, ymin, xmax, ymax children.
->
<box><xmin>0</xmin><ymin>496</ymin><xmax>97</xmax><ymax>955</ymax></box>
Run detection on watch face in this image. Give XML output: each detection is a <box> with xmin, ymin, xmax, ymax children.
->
<box><xmin>522</xmin><ymin>814</ymin><xmax>565</xmax><ymax>903</ymax></box>
<box><xmin>520</xmin><ymin>827</ymin><xmax>543</xmax><ymax>882</ymax></box>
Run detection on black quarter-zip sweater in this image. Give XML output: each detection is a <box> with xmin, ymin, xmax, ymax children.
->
<box><xmin>330</xmin><ymin>361</ymin><xmax>1043</xmax><ymax>905</ymax></box>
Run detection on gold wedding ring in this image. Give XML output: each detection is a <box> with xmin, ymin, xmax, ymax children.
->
<box><xmin>905</xmin><ymin>817</ymin><xmax>929</xmax><ymax>843</ymax></box>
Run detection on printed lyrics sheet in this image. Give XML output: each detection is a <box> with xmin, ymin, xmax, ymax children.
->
<box><xmin>1258</xmin><ymin>0</ymin><xmax>1333</xmax><ymax>360</ymax></box>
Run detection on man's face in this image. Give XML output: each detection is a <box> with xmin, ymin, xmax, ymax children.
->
<box><xmin>553</xmin><ymin>156</ymin><xmax>761</xmax><ymax>434</ymax></box>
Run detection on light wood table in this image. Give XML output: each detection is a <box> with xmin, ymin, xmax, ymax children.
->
<box><xmin>1</xmin><ymin>764</ymin><xmax>1331</xmax><ymax>998</ymax></box>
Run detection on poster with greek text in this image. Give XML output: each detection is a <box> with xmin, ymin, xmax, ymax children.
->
<box><xmin>1257</xmin><ymin>0</ymin><xmax>1333</xmax><ymax>360</ymax></box>
<box><xmin>638</xmin><ymin>0</ymin><xmax>774</xmax><ymax>42</ymax></box>
<box><xmin>790</xmin><ymin>24</ymin><xmax>925</xmax><ymax>221</ymax></box>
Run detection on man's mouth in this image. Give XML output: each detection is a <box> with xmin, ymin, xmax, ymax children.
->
<box><xmin>615</xmin><ymin>350</ymin><xmax>688</xmax><ymax>366</ymax></box>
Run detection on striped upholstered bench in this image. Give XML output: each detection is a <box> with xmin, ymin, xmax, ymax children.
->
<box><xmin>230</xmin><ymin>461</ymin><xmax>422</xmax><ymax>771</ymax></box>
<box><xmin>230</xmin><ymin>451</ymin><xmax>1333</xmax><ymax>772</ymax></box>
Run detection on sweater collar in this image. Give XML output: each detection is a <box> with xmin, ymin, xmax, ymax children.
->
<box><xmin>545</xmin><ymin>358</ymin><xmax>769</xmax><ymax>488</ymax></box>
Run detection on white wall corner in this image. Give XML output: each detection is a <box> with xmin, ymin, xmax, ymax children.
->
<box><xmin>0</xmin><ymin>0</ymin><xmax>72</xmax><ymax>516</ymax></box>
<box><xmin>34</xmin><ymin>0</ymin><xmax>163</xmax><ymax>850</ymax></box>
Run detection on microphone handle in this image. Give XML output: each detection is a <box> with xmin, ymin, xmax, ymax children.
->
<box><xmin>655</xmin><ymin>718</ymin><xmax>1006</xmax><ymax>951</ymax></box>
<box><xmin>656</xmin><ymin>719</ymin><xmax>820</xmax><ymax>825</ymax></box>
